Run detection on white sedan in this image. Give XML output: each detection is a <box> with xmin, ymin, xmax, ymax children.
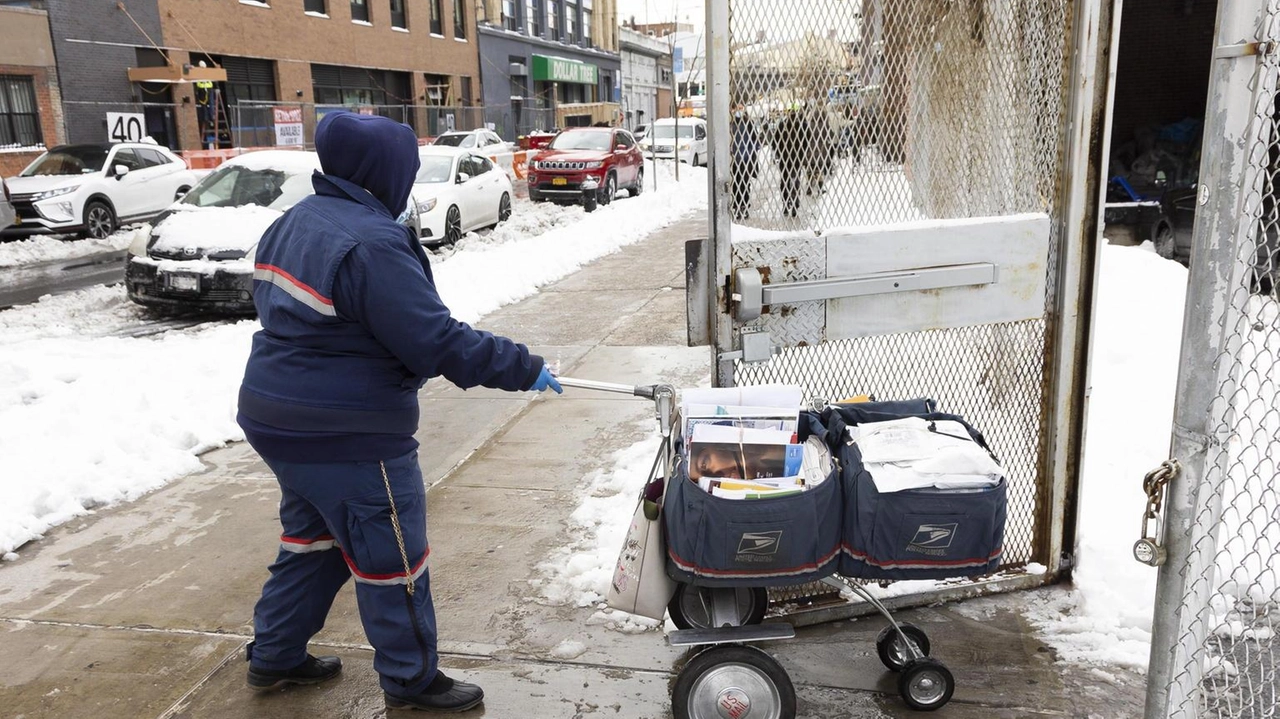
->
<box><xmin>411</xmin><ymin>147</ymin><xmax>513</xmax><ymax>245</ymax></box>
<box><xmin>431</xmin><ymin>129</ymin><xmax>513</xmax><ymax>154</ymax></box>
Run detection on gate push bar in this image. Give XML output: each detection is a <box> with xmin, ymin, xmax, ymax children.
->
<box><xmin>732</xmin><ymin>262</ymin><xmax>998</xmax><ymax>323</ymax></box>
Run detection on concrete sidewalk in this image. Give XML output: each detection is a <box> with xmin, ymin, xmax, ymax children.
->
<box><xmin>0</xmin><ymin>215</ymin><xmax>1147</xmax><ymax>719</ymax></box>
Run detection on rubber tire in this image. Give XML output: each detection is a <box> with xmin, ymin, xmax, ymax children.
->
<box><xmin>898</xmin><ymin>657</ymin><xmax>955</xmax><ymax>712</ymax></box>
<box><xmin>875</xmin><ymin>622</ymin><xmax>931</xmax><ymax>672</ymax></box>
<box><xmin>673</xmin><ymin>645</ymin><xmax>796</xmax><ymax>719</ymax></box>
<box><xmin>629</xmin><ymin>167</ymin><xmax>644</xmax><ymax>197</ymax></box>
<box><xmin>598</xmin><ymin>173</ymin><xmax>616</xmax><ymax>206</ymax></box>
<box><xmin>175</xmin><ymin>185</ymin><xmax>192</xmax><ymax>201</ymax></box>
<box><xmin>667</xmin><ymin>584</ymin><xmax>768</xmax><ymax>630</ymax></box>
<box><xmin>497</xmin><ymin>192</ymin><xmax>512</xmax><ymax>222</ymax></box>
<box><xmin>691</xmin><ymin>152</ymin><xmax>700</xmax><ymax>167</ymax></box>
<box><xmin>1152</xmin><ymin>218</ymin><xmax>1176</xmax><ymax>260</ymax></box>
<box><xmin>444</xmin><ymin>205</ymin><xmax>462</xmax><ymax>245</ymax></box>
<box><xmin>82</xmin><ymin>200</ymin><xmax>117</xmax><ymax>240</ymax></box>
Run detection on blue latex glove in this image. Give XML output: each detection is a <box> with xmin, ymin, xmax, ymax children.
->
<box><xmin>531</xmin><ymin>365</ymin><xmax>563</xmax><ymax>394</ymax></box>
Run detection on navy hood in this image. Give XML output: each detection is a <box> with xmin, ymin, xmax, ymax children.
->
<box><xmin>314</xmin><ymin>111</ymin><xmax>420</xmax><ymax>217</ymax></box>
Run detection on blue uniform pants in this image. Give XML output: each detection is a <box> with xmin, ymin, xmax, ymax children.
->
<box><xmin>248</xmin><ymin>449</ymin><xmax>438</xmax><ymax>697</ymax></box>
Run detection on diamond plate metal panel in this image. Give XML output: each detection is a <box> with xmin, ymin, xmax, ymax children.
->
<box><xmin>731</xmin><ymin>235</ymin><xmax>827</xmax><ymax>347</ymax></box>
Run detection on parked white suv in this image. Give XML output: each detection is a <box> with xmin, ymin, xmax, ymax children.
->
<box><xmin>2</xmin><ymin>142</ymin><xmax>197</xmax><ymax>240</ymax></box>
<box><xmin>639</xmin><ymin>117</ymin><xmax>708</xmax><ymax>166</ymax></box>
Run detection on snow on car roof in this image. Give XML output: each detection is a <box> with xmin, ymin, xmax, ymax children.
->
<box><xmin>223</xmin><ymin>150</ymin><xmax>321</xmax><ymax>174</ymax></box>
<box><xmin>419</xmin><ymin>145</ymin><xmax>471</xmax><ymax>157</ymax></box>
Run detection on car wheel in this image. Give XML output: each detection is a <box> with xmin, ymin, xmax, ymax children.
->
<box><xmin>175</xmin><ymin>185</ymin><xmax>192</xmax><ymax>202</ymax></box>
<box><xmin>1152</xmin><ymin>218</ymin><xmax>1176</xmax><ymax>260</ymax></box>
<box><xmin>690</xmin><ymin>152</ymin><xmax>699</xmax><ymax>166</ymax></box>
<box><xmin>498</xmin><ymin>192</ymin><xmax>512</xmax><ymax>223</ymax></box>
<box><xmin>445</xmin><ymin>205</ymin><xmax>462</xmax><ymax>245</ymax></box>
<box><xmin>599</xmin><ymin>174</ymin><xmax>616</xmax><ymax>206</ymax></box>
<box><xmin>82</xmin><ymin>200</ymin><xmax>117</xmax><ymax>240</ymax></box>
<box><xmin>629</xmin><ymin>167</ymin><xmax>644</xmax><ymax>197</ymax></box>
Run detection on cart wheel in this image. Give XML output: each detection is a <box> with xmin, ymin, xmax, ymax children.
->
<box><xmin>897</xmin><ymin>657</ymin><xmax>954</xmax><ymax>712</ymax></box>
<box><xmin>668</xmin><ymin>584</ymin><xmax>768</xmax><ymax>630</ymax></box>
<box><xmin>875</xmin><ymin>622</ymin><xmax>931</xmax><ymax>672</ymax></box>
<box><xmin>673</xmin><ymin>645</ymin><xmax>796</xmax><ymax>719</ymax></box>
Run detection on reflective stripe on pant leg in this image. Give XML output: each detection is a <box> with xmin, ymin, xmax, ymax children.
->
<box><xmin>280</xmin><ymin>534</ymin><xmax>337</xmax><ymax>553</ymax></box>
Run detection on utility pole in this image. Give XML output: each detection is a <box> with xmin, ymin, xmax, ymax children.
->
<box><xmin>670</xmin><ymin>32</ymin><xmax>679</xmax><ymax>181</ymax></box>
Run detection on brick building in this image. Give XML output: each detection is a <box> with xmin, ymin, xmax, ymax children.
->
<box><xmin>619</xmin><ymin>26</ymin><xmax>672</xmax><ymax>134</ymax></box>
<box><xmin>154</xmin><ymin>0</ymin><xmax>485</xmax><ymax>149</ymax></box>
<box><xmin>0</xmin><ymin>4</ymin><xmax>65</xmax><ymax>178</ymax></box>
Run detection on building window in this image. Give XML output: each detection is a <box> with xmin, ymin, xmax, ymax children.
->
<box><xmin>582</xmin><ymin>0</ymin><xmax>591</xmax><ymax>47</ymax></box>
<box><xmin>304</xmin><ymin>0</ymin><xmax>327</xmax><ymax>13</ymax></box>
<box><xmin>390</xmin><ymin>0</ymin><xmax>406</xmax><ymax>28</ymax></box>
<box><xmin>547</xmin><ymin>0</ymin><xmax>558</xmax><ymax>41</ymax></box>
<box><xmin>453</xmin><ymin>0</ymin><xmax>466</xmax><ymax>38</ymax></box>
<box><xmin>525</xmin><ymin>0</ymin><xmax>541</xmax><ymax>36</ymax></box>
<box><xmin>424</xmin><ymin>73</ymin><xmax>450</xmax><ymax>105</ymax></box>
<box><xmin>0</xmin><ymin>76</ymin><xmax>42</xmax><ymax>149</ymax></box>
<box><xmin>430</xmin><ymin>0</ymin><xmax>443</xmax><ymax>34</ymax></box>
<box><xmin>509</xmin><ymin>56</ymin><xmax>527</xmax><ymax>99</ymax></box>
<box><xmin>566</xmin><ymin>0</ymin><xmax>576</xmax><ymax>43</ymax></box>
<box><xmin>350</xmin><ymin>0</ymin><xmax>369</xmax><ymax>22</ymax></box>
<box><xmin>459</xmin><ymin>76</ymin><xmax>472</xmax><ymax>105</ymax></box>
<box><xmin>502</xmin><ymin>0</ymin><xmax>518</xmax><ymax>30</ymax></box>
<box><xmin>312</xmin><ymin>64</ymin><xmax>414</xmax><ymax>128</ymax></box>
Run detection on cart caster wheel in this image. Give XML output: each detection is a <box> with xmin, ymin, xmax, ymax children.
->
<box><xmin>875</xmin><ymin>622</ymin><xmax>931</xmax><ymax>672</ymax></box>
<box><xmin>673</xmin><ymin>645</ymin><xmax>796</xmax><ymax>719</ymax></box>
<box><xmin>898</xmin><ymin>657</ymin><xmax>954</xmax><ymax>712</ymax></box>
<box><xmin>668</xmin><ymin>584</ymin><xmax>768</xmax><ymax>630</ymax></box>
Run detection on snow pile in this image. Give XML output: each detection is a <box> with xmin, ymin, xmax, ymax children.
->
<box><xmin>434</xmin><ymin>163</ymin><xmax>708</xmax><ymax>323</ymax></box>
<box><xmin>532</xmin><ymin>434</ymin><xmax>663</xmax><ymax>633</ymax></box>
<box><xmin>1023</xmin><ymin>242</ymin><xmax>1189</xmax><ymax>668</ymax></box>
<box><xmin>0</xmin><ymin>317</ymin><xmax>253</xmax><ymax>555</ymax></box>
<box><xmin>534</xmin><ymin>435</ymin><xmax>659</xmax><ymax>607</ymax></box>
<box><xmin>0</xmin><ymin>161</ymin><xmax>708</xmax><ymax>554</ymax></box>
<box><xmin>0</xmin><ymin>229</ymin><xmax>135</xmax><ymax>268</ymax></box>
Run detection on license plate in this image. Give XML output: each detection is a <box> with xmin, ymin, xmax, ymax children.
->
<box><xmin>552</xmin><ymin>177</ymin><xmax>568</xmax><ymax>186</ymax></box>
<box><xmin>166</xmin><ymin>273</ymin><xmax>199</xmax><ymax>292</ymax></box>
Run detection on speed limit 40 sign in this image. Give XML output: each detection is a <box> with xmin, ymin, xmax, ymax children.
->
<box><xmin>107</xmin><ymin>112</ymin><xmax>146</xmax><ymax>143</ymax></box>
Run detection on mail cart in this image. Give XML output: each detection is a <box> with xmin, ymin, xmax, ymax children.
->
<box><xmin>559</xmin><ymin>377</ymin><xmax>1009</xmax><ymax>716</ymax></box>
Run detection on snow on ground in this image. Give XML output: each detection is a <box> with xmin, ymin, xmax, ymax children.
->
<box><xmin>0</xmin><ymin>227</ymin><xmax>137</xmax><ymax>268</ymax></box>
<box><xmin>531</xmin><ymin>431</ymin><xmax>665</xmax><ymax>633</ymax></box>
<box><xmin>0</xmin><ymin>161</ymin><xmax>708</xmax><ymax>555</ymax></box>
<box><xmin>1017</xmin><ymin>242</ymin><xmax>1190</xmax><ymax>669</ymax></box>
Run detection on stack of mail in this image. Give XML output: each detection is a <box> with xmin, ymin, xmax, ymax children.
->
<box><xmin>851</xmin><ymin>417</ymin><xmax>1003</xmax><ymax>493</ymax></box>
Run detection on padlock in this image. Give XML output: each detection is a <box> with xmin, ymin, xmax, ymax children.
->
<box><xmin>1133</xmin><ymin>537</ymin><xmax>1166</xmax><ymax>567</ymax></box>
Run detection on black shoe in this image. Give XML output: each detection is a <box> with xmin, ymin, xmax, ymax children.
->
<box><xmin>247</xmin><ymin>654</ymin><xmax>343</xmax><ymax>691</ymax></box>
<box><xmin>385</xmin><ymin>672</ymin><xmax>484</xmax><ymax>712</ymax></box>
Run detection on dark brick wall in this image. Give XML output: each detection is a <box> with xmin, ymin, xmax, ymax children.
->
<box><xmin>45</xmin><ymin>0</ymin><xmax>165</xmax><ymax>145</ymax></box>
<box><xmin>1111</xmin><ymin>0</ymin><xmax>1218</xmax><ymax>152</ymax></box>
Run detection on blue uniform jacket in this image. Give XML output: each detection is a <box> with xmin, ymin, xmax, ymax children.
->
<box><xmin>238</xmin><ymin>112</ymin><xmax>541</xmax><ymax>462</ymax></box>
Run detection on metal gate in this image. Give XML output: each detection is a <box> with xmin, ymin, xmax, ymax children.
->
<box><xmin>1145</xmin><ymin>2</ymin><xmax>1280</xmax><ymax>718</ymax></box>
<box><xmin>688</xmin><ymin>0</ymin><xmax>1116</xmax><ymax>611</ymax></box>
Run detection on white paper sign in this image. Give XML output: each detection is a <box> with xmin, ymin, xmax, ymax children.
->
<box><xmin>107</xmin><ymin>112</ymin><xmax>146</xmax><ymax>143</ymax></box>
<box><xmin>272</xmin><ymin>106</ymin><xmax>305</xmax><ymax>146</ymax></box>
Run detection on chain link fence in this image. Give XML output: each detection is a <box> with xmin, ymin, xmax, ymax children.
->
<box><xmin>1153</xmin><ymin>2</ymin><xmax>1280</xmax><ymax>718</ymax></box>
<box><xmin>718</xmin><ymin>0</ymin><xmax>1072</xmax><ymax>572</ymax></box>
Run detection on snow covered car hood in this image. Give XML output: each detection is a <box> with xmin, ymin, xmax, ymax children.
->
<box><xmin>150</xmin><ymin>205</ymin><xmax>282</xmax><ymax>259</ymax></box>
<box><xmin>6</xmin><ymin>175</ymin><xmax>91</xmax><ymax>195</ymax></box>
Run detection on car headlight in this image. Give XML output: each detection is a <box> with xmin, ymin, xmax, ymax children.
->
<box><xmin>33</xmin><ymin>185</ymin><xmax>79</xmax><ymax>201</ymax></box>
<box><xmin>417</xmin><ymin>198</ymin><xmax>437</xmax><ymax>213</ymax></box>
<box><xmin>678</xmin><ymin>143</ymin><xmax>691</xmax><ymax>150</ymax></box>
<box><xmin>584</xmin><ymin>160</ymin><xmax>604</xmax><ymax>169</ymax></box>
<box><xmin>128</xmin><ymin>224</ymin><xmax>152</xmax><ymax>256</ymax></box>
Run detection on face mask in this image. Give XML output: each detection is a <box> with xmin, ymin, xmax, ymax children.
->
<box><xmin>733</xmin><ymin>111</ymin><xmax>744</xmax><ymax>119</ymax></box>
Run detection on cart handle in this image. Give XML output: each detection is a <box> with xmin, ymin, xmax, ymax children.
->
<box><xmin>556</xmin><ymin>376</ymin><xmax>660</xmax><ymax>399</ymax></box>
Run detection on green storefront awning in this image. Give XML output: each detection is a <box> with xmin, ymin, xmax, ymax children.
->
<box><xmin>531</xmin><ymin>54</ymin><xmax>598</xmax><ymax>85</ymax></box>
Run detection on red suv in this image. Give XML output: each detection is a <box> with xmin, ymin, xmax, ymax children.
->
<box><xmin>528</xmin><ymin>127</ymin><xmax>644</xmax><ymax>207</ymax></box>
